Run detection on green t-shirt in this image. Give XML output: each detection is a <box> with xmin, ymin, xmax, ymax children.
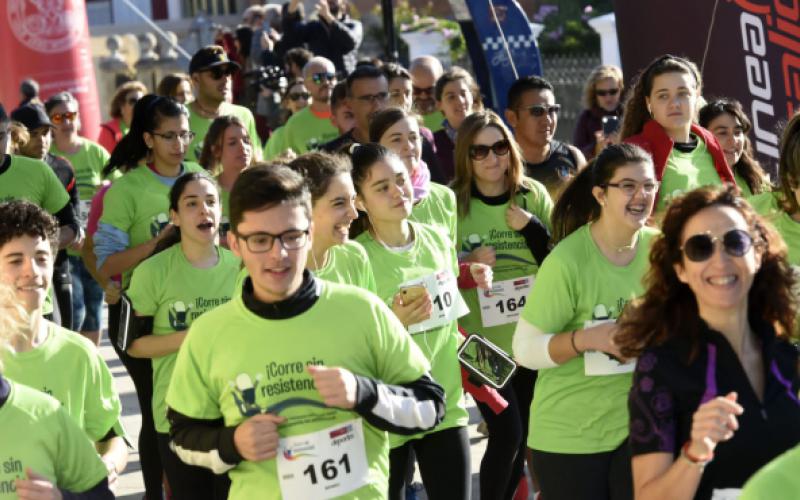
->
<box><xmin>50</xmin><ymin>138</ymin><xmax>111</xmax><ymax>202</ymax></box>
<box><xmin>166</xmin><ymin>281</ymin><xmax>430</xmax><ymax>500</ymax></box>
<box><xmin>0</xmin><ymin>154</ymin><xmax>69</xmax><ymax>214</ymax></box>
<box><xmin>735</xmin><ymin>171</ymin><xmax>753</xmax><ymax>198</ymax></box>
<box><xmin>219</xmin><ymin>186</ymin><xmax>232</xmax><ymax>243</ymax></box>
<box><xmin>422</xmin><ymin>111</ymin><xmax>445</xmax><ymax>133</ymax></box>
<box><xmin>657</xmin><ymin>138</ymin><xmax>723</xmax><ymax>212</ymax></box>
<box><xmin>3</xmin><ymin>321</ymin><xmax>122</xmax><ymax>442</ymax></box>
<box><xmin>0</xmin><ymin>380</ymin><xmax>109</xmax><ymax>498</ymax></box>
<box><xmin>457</xmin><ymin>180</ymin><xmax>553</xmax><ymax>354</ymax></box>
<box><xmin>187</xmin><ymin>103</ymin><xmax>262</xmax><ymax>162</ymax></box>
<box><xmin>518</xmin><ymin>224</ymin><xmax>658</xmax><ymax>453</ymax></box>
<box><xmin>126</xmin><ymin>244</ymin><xmax>240</xmax><ymax>432</ymax></box>
<box><xmin>263</xmin><ymin>107</ymin><xmax>339</xmax><ymax>159</ymax></box>
<box><xmin>99</xmin><ymin>163</ymin><xmax>204</xmax><ymax>287</ymax></box>
<box><xmin>262</xmin><ymin>125</ymin><xmax>288</xmax><ymax>160</ymax></box>
<box><xmin>313</xmin><ymin>240</ymin><xmax>377</xmax><ymax>293</ymax></box>
<box><xmin>740</xmin><ymin>444</ymin><xmax>800</xmax><ymax>500</ymax></box>
<box><xmin>356</xmin><ymin>221</ymin><xmax>469</xmax><ymax>447</ymax></box>
<box><xmin>749</xmin><ymin>191</ymin><xmax>800</xmax><ymax>266</ymax></box>
<box><xmin>410</xmin><ymin>183</ymin><xmax>458</xmax><ymax>245</ymax></box>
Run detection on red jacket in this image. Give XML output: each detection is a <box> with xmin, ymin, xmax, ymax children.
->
<box><xmin>625</xmin><ymin>120</ymin><xmax>734</xmax><ymax>203</ymax></box>
<box><xmin>98</xmin><ymin>118</ymin><xmax>123</xmax><ymax>155</ymax></box>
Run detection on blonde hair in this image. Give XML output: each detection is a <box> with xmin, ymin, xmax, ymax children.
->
<box><xmin>0</xmin><ymin>283</ymin><xmax>31</xmax><ymax>371</ymax></box>
<box><xmin>582</xmin><ymin>65</ymin><xmax>623</xmax><ymax>109</ymax></box>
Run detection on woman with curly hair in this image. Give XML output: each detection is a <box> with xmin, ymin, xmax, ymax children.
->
<box><xmin>573</xmin><ymin>64</ymin><xmax>624</xmax><ymax>160</ymax></box>
<box><xmin>617</xmin><ymin>185</ymin><xmax>800</xmax><ymax>500</ymax></box>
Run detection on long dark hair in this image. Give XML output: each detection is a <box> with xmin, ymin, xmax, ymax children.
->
<box><xmin>777</xmin><ymin>111</ymin><xmax>800</xmax><ymax>215</ymax></box>
<box><xmin>698</xmin><ymin>98</ymin><xmax>770</xmax><ymax>195</ymax></box>
<box><xmin>151</xmin><ymin>172</ymin><xmax>218</xmax><ymax>256</ymax></box>
<box><xmin>104</xmin><ymin>95</ymin><xmax>188</xmax><ymax>176</ymax></box>
<box><xmin>617</xmin><ymin>185</ymin><xmax>795</xmax><ymax>359</ymax></box>
<box><xmin>551</xmin><ymin>143</ymin><xmax>653</xmax><ymax>243</ymax></box>
<box><xmin>349</xmin><ymin>143</ymin><xmax>402</xmax><ymax>237</ymax></box>
<box><xmin>288</xmin><ymin>152</ymin><xmax>351</xmax><ymax>205</ymax></box>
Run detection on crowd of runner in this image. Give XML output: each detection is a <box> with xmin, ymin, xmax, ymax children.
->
<box><xmin>0</xmin><ymin>3</ymin><xmax>799</xmax><ymax>500</ymax></box>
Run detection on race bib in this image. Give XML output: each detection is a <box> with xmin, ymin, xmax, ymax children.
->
<box><xmin>478</xmin><ymin>276</ymin><xmax>534</xmax><ymax>328</ymax></box>
<box><xmin>401</xmin><ymin>270</ymin><xmax>469</xmax><ymax>334</ymax></box>
<box><xmin>77</xmin><ymin>199</ymin><xmax>92</xmax><ymax>228</ymax></box>
<box><xmin>277</xmin><ymin>419</ymin><xmax>369</xmax><ymax>500</ymax></box>
<box><xmin>711</xmin><ymin>489</ymin><xmax>741</xmax><ymax>500</ymax></box>
<box><xmin>583</xmin><ymin>319</ymin><xmax>635</xmax><ymax>376</ymax></box>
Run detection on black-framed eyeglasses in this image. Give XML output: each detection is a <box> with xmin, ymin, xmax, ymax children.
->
<box><xmin>595</xmin><ymin>88</ymin><xmax>620</xmax><ymax>97</ymax></box>
<box><xmin>206</xmin><ymin>66</ymin><xmax>235</xmax><ymax>80</ymax></box>
<box><xmin>520</xmin><ymin>104</ymin><xmax>561</xmax><ymax>117</ymax></box>
<box><xmin>311</xmin><ymin>72</ymin><xmax>336</xmax><ymax>85</ymax></box>
<box><xmin>150</xmin><ymin>131</ymin><xmax>196</xmax><ymax>144</ymax></box>
<box><xmin>681</xmin><ymin>229</ymin><xmax>754</xmax><ymax>262</ymax></box>
<box><xmin>354</xmin><ymin>92</ymin><xmax>389</xmax><ymax>104</ymax></box>
<box><xmin>288</xmin><ymin>92</ymin><xmax>310</xmax><ymax>101</ymax></box>
<box><xmin>236</xmin><ymin>228</ymin><xmax>310</xmax><ymax>253</ymax></box>
<box><xmin>603</xmin><ymin>181</ymin><xmax>660</xmax><ymax>196</ymax></box>
<box><xmin>469</xmin><ymin>140</ymin><xmax>511</xmax><ymax>160</ymax></box>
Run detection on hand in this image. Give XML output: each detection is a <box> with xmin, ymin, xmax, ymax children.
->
<box><xmin>15</xmin><ymin>468</ymin><xmax>62</xmax><ymax>500</ymax></box>
<box><xmin>317</xmin><ymin>0</ymin><xmax>333</xmax><ymax>21</ymax></box>
<box><xmin>155</xmin><ymin>223</ymin><xmax>175</xmax><ymax>242</ymax></box>
<box><xmin>392</xmin><ymin>289</ymin><xmax>432</xmax><ymax>327</ymax></box>
<box><xmin>103</xmin><ymin>458</ymin><xmax>119</xmax><ymax>493</ymax></box>
<box><xmin>233</xmin><ymin>413</ymin><xmax>286</xmax><ymax>462</ymax></box>
<box><xmin>688</xmin><ymin>392</ymin><xmax>743</xmax><ymax>459</ymax></box>
<box><xmin>104</xmin><ymin>281</ymin><xmax>121</xmax><ymax>306</ymax></box>
<box><xmin>68</xmin><ymin>228</ymin><xmax>85</xmax><ymax>252</ymax></box>
<box><xmin>580</xmin><ymin>322</ymin><xmax>626</xmax><ymax>361</ymax></box>
<box><xmin>505</xmin><ymin>203</ymin><xmax>532</xmax><ymax>231</ymax></box>
<box><xmin>307</xmin><ymin>365</ymin><xmax>357</xmax><ymax>409</ymax></box>
<box><xmin>464</xmin><ymin>245</ymin><xmax>496</xmax><ymax>267</ymax></box>
<box><xmin>470</xmin><ymin>263</ymin><xmax>493</xmax><ymax>290</ymax></box>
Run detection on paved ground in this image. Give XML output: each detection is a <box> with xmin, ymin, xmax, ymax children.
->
<box><xmin>101</xmin><ymin>331</ymin><xmax>532</xmax><ymax>499</ymax></box>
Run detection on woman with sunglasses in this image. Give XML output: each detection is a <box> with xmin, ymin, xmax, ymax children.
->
<box><xmin>513</xmin><ymin>143</ymin><xmax>660</xmax><ymax>500</ymax></box>
<box><xmin>98</xmin><ymin>81</ymin><xmax>148</xmax><ymax>155</ymax></box>
<box><xmin>621</xmin><ymin>55</ymin><xmax>734</xmax><ymax>213</ymax></box>
<box><xmin>94</xmin><ymin>94</ymin><xmax>204</xmax><ymax>500</ymax></box>
<box><xmin>126</xmin><ymin>172</ymin><xmax>239</xmax><ymax>500</ymax></box>
<box><xmin>452</xmin><ymin>110</ymin><xmax>552</xmax><ymax>500</ymax></box>
<box><xmin>573</xmin><ymin>65</ymin><xmax>624</xmax><ymax>160</ymax></box>
<box><xmin>698</xmin><ymin>99</ymin><xmax>770</xmax><ymax>197</ymax></box>
<box><xmin>198</xmin><ymin>115</ymin><xmax>255</xmax><ymax>246</ymax></box>
<box><xmin>263</xmin><ymin>79</ymin><xmax>311</xmax><ymax>161</ymax></box>
<box><xmin>369</xmin><ymin>107</ymin><xmax>458</xmax><ymax>245</ymax></box>
<box><xmin>616</xmin><ymin>185</ymin><xmax>800</xmax><ymax>500</ymax></box>
<box><xmin>351</xmin><ymin>144</ymin><xmax>490</xmax><ymax>500</ymax></box>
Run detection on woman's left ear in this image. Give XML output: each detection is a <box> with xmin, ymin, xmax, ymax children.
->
<box><xmin>591</xmin><ymin>185</ymin><xmax>606</xmax><ymax>207</ymax></box>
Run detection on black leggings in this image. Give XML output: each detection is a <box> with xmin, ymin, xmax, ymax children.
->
<box><xmin>474</xmin><ymin>367</ymin><xmax>537</xmax><ymax>500</ymax></box>
<box><xmin>530</xmin><ymin>439</ymin><xmax>633</xmax><ymax>500</ymax></box>
<box><xmin>156</xmin><ymin>433</ymin><xmax>230</xmax><ymax>500</ymax></box>
<box><xmin>388</xmin><ymin>426</ymin><xmax>470</xmax><ymax>500</ymax></box>
<box><xmin>108</xmin><ymin>301</ymin><xmax>163</xmax><ymax>499</ymax></box>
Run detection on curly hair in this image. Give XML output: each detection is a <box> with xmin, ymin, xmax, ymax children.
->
<box><xmin>0</xmin><ymin>200</ymin><xmax>59</xmax><ymax>256</ymax></box>
<box><xmin>777</xmin><ymin>111</ymin><xmax>800</xmax><ymax>215</ymax></box>
<box><xmin>109</xmin><ymin>81</ymin><xmax>148</xmax><ymax>119</ymax></box>
<box><xmin>616</xmin><ymin>185</ymin><xmax>795</xmax><ymax>360</ymax></box>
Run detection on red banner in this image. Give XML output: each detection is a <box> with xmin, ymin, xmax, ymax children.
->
<box><xmin>0</xmin><ymin>0</ymin><xmax>102</xmax><ymax>140</ymax></box>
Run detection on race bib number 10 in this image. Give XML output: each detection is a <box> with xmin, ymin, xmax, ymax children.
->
<box><xmin>401</xmin><ymin>270</ymin><xmax>469</xmax><ymax>334</ymax></box>
<box><xmin>277</xmin><ymin>419</ymin><xmax>369</xmax><ymax>499</ymax></box>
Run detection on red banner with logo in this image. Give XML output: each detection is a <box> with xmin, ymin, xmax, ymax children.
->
<box><xmin>0</xmin><ymin>0</ymin><xmax>102</xmax><ymax>140</ymax></box>
<box><xmin>614</xmin><ymin>0</ymin><xmax>800</xmax><ymax>174</ymax></box>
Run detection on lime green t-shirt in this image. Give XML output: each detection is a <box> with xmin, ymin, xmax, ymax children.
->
<box><xmin>187</xmin><ymin>103</ymin><xmax>262</xmax><ymax>162</ymax></box>
<box><xmin>657</xmin><ymin>138</ymin><xmax>723</xmax><ymax>212</ymax></box>
<box><xmin>0</xmin><ymin>155</ymin><xmax>69</xmax><ymax>214</ymax></box>
<box><xmin>264</xmin><ymin>107</ymin><xmax>339</xmax><ymax>159</ymax></box>
<box><xmin>518</xmin><ymin>224</ymin><xmax>658</xmax><ymax>454</ymax></box>
<box><xmin>422</xmin><ymin>111</ymin><xmax>445</xmax><ymax>133</ymax></box>
<box><xmin>166</xmin><ymin>280</ymin><xmax>430</xmax><ymax>500</ymax></box>
<box><xmin>749</xmin><ymin>191</ymin><xmax>800</xmax><ymax>265</ymax></box>
<box><xmin>740</xmin><ymin>444</ymin><xmax>800</xmax><ymax>500</ymax></box>
<box><xmin>314</xmin><ymin>240</ymin><xmax>377</xmax><ymax>293</ymax></box>
<box><xmin>99</xmin><ymin>162</ymin><xmax>205</xmax><ymax>287</ymax></box>
<box><xmin>410</xmin><ymin>183</ymin><xmax>458</xmax><ymax>245</ymax></box>
<box><xmin>219</xmin><ymin>186</ymin><xmax>232</xmax><ymax>243</ymax></box>
<box><xmin>50</xmin><ymin>138</ymin><xmax>111</xmax><ymax>202</ymax></box>
<box><xmin>735</xmin><ymin>171</ymin><xmax>753</xmax><ymax>198</ymax></box>
<box><xmin>3</xmin><ymin>321</ymin><xmax>122</xmax><ymax>442</ymax></box>
<box><xmin>356</xmin><ymin>221</ymin><xmax>469</xmax><ymax>447</ymax></box>
<box><xmin>262</xmin><ymin>125</ymin><xmax>288</xmax><ymax>160</ymax></box>
<box><xmin>457</xmin><ymin>180</ymin><xmax>553</xmax><ymax>354</ymax></box>
<box><xmin>126</xmin><ymin>244</ymin><xmax>240</xmax><ymax>433</ymax></box>
<box><xmin>0</xmin><ymin>380</ymin><xmax>109</xmax><ymax>498</ymax></box>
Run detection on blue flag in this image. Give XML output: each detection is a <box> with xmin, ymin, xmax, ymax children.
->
<box><xmin>463</xmin><ymin>0</ymin><xmax>542</xmax><ymax>114</ymax></box>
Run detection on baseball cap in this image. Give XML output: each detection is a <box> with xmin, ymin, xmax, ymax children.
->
<box><xmin>11</xmin><ymin>103</ymin><xmax>53</xmax><ymax>130</ymax></box>
<box><xmin>189</xmin><ymin>45</ymin><xmax>241</xmax><ymax>74</ymax></box>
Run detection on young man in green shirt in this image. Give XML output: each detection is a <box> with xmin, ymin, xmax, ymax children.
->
<box><xmin>165</xmin><ymin>165</ymin><xmax>445</xmax><ymax>500</ymax></box>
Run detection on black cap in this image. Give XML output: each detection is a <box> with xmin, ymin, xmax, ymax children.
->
<box><xmin>11</xmin><ymin>103</ymin><xmax>53</xmax><ymax>130</ymax></box>
<box><xmin>189</xmin><ymin>45</ymin><xmax>241</xmax><ymax>74</ymax></box>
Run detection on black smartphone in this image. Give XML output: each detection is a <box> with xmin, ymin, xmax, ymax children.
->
<box><xmin>458</xmin><ymin>334</ymin><xmax>517</xmax><ymax>389</ymax></box>
<box><xmin>602</xmin><ymin>115</ymin><xmax>620</xmax><ymax>136</ymax></box>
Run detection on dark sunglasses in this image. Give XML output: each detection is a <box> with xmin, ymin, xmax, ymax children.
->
<box><xmin>681</xmin><ymin>229</ymin><xmax>754</xmax><ymax>262</ymax></box>
<box><xmin>469</xmin><ymin>140</ymin><xmax>511</xmax><ymax>160</ymax></box>
<box><xmin>50</xmin><ymin>111</ymin><xmax>77</xmax><ymax>124</ymax></box>
<box><xmin>413</xmin><ymin>85</ymin><xmax>434</xmax><ymax>96</ymax></box>
<box><xmin>288</xmin><ymin>92</ymin><xmax>310</xmax><ymax>101</ymax></box>
<box><xmin>521</xmin><ymin>104</ymin><xmax>561</xmax><ymax>117</ymax></box>
<box><xmin>206</xmin><ymin>66</ymin><xmax>235</xmax><ymax>80</ymax></box>
<box><xmin>312</xmin><ymin>72</ymin><xmax>336</xmax><ymax>85</ymax></box>
<box><xmin>595</xmin><ymin>88</ymin><xmax>620</xmax><ymax>97</ymax></box>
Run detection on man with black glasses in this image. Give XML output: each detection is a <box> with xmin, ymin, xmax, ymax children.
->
<box><xmin>186</xmin><ymin>45</ymin><xmax>262</xmax><ymax>162</ymax></box>
<box><xmin>321</xmin><ymin>65</ymin><xmax>388</xmax><ymax>153</ymax></box>
<box><xmin>505</xmin><ymin>76</ymin><xmax>586</xmax><ymax>199</ymax></box>
<box><xmin>264</xmin><ymin>56</ymin><xmax>340</xmax><ymax>159</ymax></box>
